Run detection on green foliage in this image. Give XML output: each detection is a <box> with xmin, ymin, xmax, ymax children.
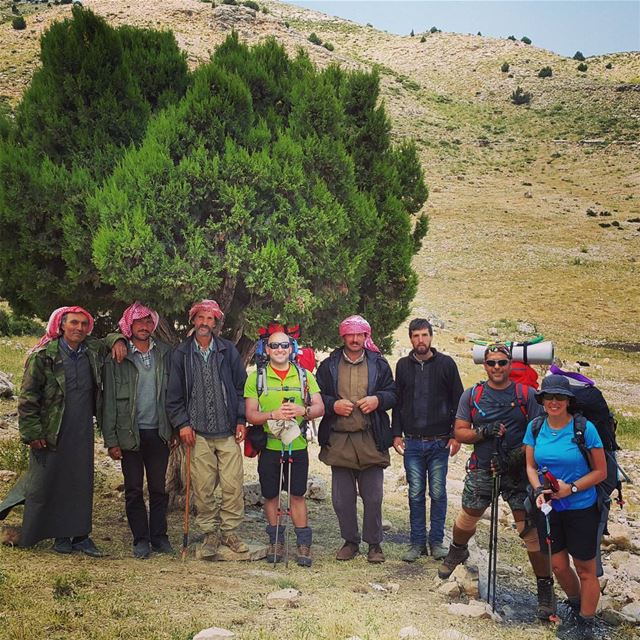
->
<box><xmin>511</xmin><ymin>86</ymin><xmax>532</xmax><ymax>105</ymax></box>
<box><xmin>0</xmin><ymin>309</ymin><xmax>43</xmax><ymax>336</ymax></box>
<box><xmin>242</xmin><ymin>0</ymin><xmax>259</xmax><ymax>9</ymax></box>
<box><xmin>577</xmin><ymin>62</ymin><xmax>588</xmax><ymax>72</ymax></box>
<box><xmin>11</xmin><ymin>15</ymin><xmax>26</xmax><ymax>29</ymax></box>
<box><xmin>322</xmin><ymin>41</ymin><xmax>334</xmax><ymax>52</ymax></box>
<box><xmin>0</xmin><ymin>437</ymin><xmax>29</xmax><ymax>474</ymax></box>
<box><xmin>0</xmin><ymin>8</ymin><xmax>189</xmax><ymax>319</ymax></box>
<box><xmin>605</xmin><ymin>62</ymin><xmax>613</xmax><ymax>69</ymax></box>
<box><xmin>420</xmin><ymin>35</ymin><xmax>426</xmax><ymax>43</ymax></box>
<box><xmin>573</xmin><ymin>51</ymin><xmax>586</xmax><ymax>61</ymax></box>
<box><xmin>616</xmin><ymin>412</ymin><xmax>640</xmax><ymax>449</ymax></box>
<box><xmin>91</xmin><ymin>35</ymin><xmax>428</xmax><ymax>352</ymax></box>
<box><xmin>507</xmin><ymin>35</ymin><xmax>516</xmax><ymax>41</ymax></box>
<box><xmin>501</xmin><ymin>62</ymin><xmax>510</xmax><ymax>73</ymax></box>
<box><xmin>429</xmin><ymin>26</ymin><xmax>439</xmax><ymax>34</ymax></box>
<box><xmin>521</xmin><ymin>36</ymin><xmax>532</xmax><ymax>44</ymax></box>
<box><xmin>538</xmin><ymin>66</ymin><xmax>552</xmax><ymax>78</ymax></box>
<box><xmin>308</xmin><ymin>32</ymin><xmax>322</xmax><ymax>46</ymax></box>
<box><xmin>222</xmin><ymin>0</ymin><xmax>237</xmax><ymax>4</ymax></box>
<box><xmin>410</xmin><ymin>29</ymin><xmax>414</xmax><ymax>37</ymax></box>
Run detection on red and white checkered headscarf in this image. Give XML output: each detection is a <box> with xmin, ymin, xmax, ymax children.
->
<box><xmin>118</xmin><ymin>302</ymin><xmax>159</xmax><ymax>338</ymax></box>
<box><xmin>188</xmin><ymin>299</ymin><xmax>224</xmax><ymax>324</ymax></box>
<box><xmin>29</xmin><ymin>306</ymin><xmax>94</xmax><ymax>354</ymax></box>
<box><xmin>339</xmin><ymin>315</ymin><xmax>380</xmax><ymax>353</ymax></box>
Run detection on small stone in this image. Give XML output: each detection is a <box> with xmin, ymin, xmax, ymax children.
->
<box><xmin>516</xmin><ymin>321</ymin><xmax>536</xmax><ymax>335</ymax></box>
<box><xmin>386</xmin><ymin>582</ymin><xmax>400</xmax><ymax>594</ymax></box>
<box><xmin>603</xmin><ymin>522</ymin><xmax>635</xmax><ymax>551</ymax></box>
<box><xmin>0</xmin><ymin>470</ymin><xmax>17</xmax><ymax>482</ymax></box>
<box><xmin>398</xmin><ymin>626</ymin><xmax>422</xmax><ymax>638</ymax></box>
<box><xmin>0</xmin><ymin>525</ymin><xmax>21</xmax><ymax>546</ymax></box>
<box><xmin>0</xmin><ymin>372</ymin><xmax>15</xmax><ymax>399</ymax></box>
<box><xmin>438</xmin><ymin>581</ymin><xmax>461</xmax><ymax>598</ymax></box>
<box><xmin>450</xmin><ymin>564</ymin><xmax>480</xmax><ymax>599</ymax></box>
<box><xmin>214</xmin><ymin>543</ymin><xmax>265</xmax><ymax>562</ymax></box>
<box><xmin>608</xmin><ymin>550</ymin><xmax>630</xmax><ymax>569</ymax></box>
<box><xmin>305</xmin><ymin>474</ymin><xmax>328</xmax><ymax>501</ymax></box>
<box><xmin>621</xmin><ymin>601</ymin><xmax>640</xmax><ymax>621</ymax></box>
<box><xmin>368</xmin><ymin>582</ymin><xmax>388</xmax><ymax>592</ymax></box>
<box><xmin>438</xmin><ymin>630</ymin><xmax>476</xmax><ymax>640</ymax></box>
<box><xmin>243</xmin><ymin>481</ymin><xmax>264</xmax><ymax>506</ymax></box>
<box><xmin>382</xmin><ymin>519</ymin><xmax>392</xmax><ymax>531</ymax></box>
<box><xmin>446</xmin><ymin>600</ymin><xmax>494</xmax><ymax>620</ymax></box>
<box><xmin>266</xmin><ymin>588</ymin><xmax>300</xmax><ymax>609</ymax></box>
<box><xmin>193</xmin><ymin>628</ymin><xmax>235</xmax><ymax>640</ymax></box>
<box><xmin>488</xmin><ymin>327</ymin><xmax>499</xmax><ymax>336</ymax></box>
<box><xmin>524</xmin><ymin>191</ymin><xmax>533</xmax><ymax>198</ymax></box>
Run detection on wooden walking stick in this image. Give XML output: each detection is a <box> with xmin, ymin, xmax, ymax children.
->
<box><xmin>181</xmin><ymin>445</ymin><xmax>191</xmax><ymax>562</ymax></box>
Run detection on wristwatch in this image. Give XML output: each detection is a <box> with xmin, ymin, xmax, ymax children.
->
<box><xmin>570</xmin><ymin>483</ymin><xmax>579</xmax><ymax>494</ymax></box>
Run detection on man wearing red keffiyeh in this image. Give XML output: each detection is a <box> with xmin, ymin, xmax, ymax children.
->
<box><xmin>101</xmin><ymin>302</ymin><xmax>175</xmax><ymax>559</ymax></box>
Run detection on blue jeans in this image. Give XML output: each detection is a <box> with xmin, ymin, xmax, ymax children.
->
<box><xmin>403</xmin><ymin>437</ymin><xmax>450</xmax><ymax>546</ymax></box>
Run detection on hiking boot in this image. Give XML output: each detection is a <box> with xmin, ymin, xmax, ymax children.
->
<box><xmin>437</xmin><ymin>542</ymin><xmax>469</xmax><ymax>579</ymax></box>
<box><xmin>294</xmin><ymin>526</ymin><xmax>312</xmax><ymax>567</ymax></box>
<box><xmin>536</xmin><ymin>577</ymin><xmax>557</xmax><ymax>621</ymax></box>
<box><xmin>220</xmin><ymin>532</ymin><xmax>249</xmax><ymax>554</ymax></box>
<box><xmin>71</xmin><ymin>537</ymin><xmax>105</xmax><ymax>558</ymax></box>
<box><xmin>576</xmin><ymin>615</ymin><xmax>598</xmax><ymax>640</ymax></box>
<box><xmin>296</xmin><ymin>545</ymin><xmax>312</xmax><ymax>567</ymax></box>
<box><xmin>367</xmin><ymin>543</ymin><xmax>385</xmax><ymax>563</ymax></box>
<box><xmin>52</xmin><ymin>538</ymin><xmax>72</xmax><ymax>554</ymax></box>
<box><xmin>266</xmin><ymin>541</ymin><xmax>285</xmax><ymax>564</ymax></box>
<box><xmin>200</xmin><ymin>531</ymin><xmax>221</xmax><ymax>558</ymax></box>
<box><xmin>429</xmin><ymin>542</ymin><xmax>449</xmax><ymax>561</ymax></box>
<box><xmin>151</xmin><ymin>537</ymin><xmax>174</xmax><ymax>554</ymax></box>
<box><xmin>336</xmin><ymin>541</ymin><xmax>359</xmax><ymax>561</ymax></box>
<box><xmin>133</xmin><ymin>540</ymin><xmax>151</xmax><ymax>559</ymax></box>
<box><xmin>402</xmin><ymin>544</ymin><xmax>427</xmax><ymax>563</ymax></box>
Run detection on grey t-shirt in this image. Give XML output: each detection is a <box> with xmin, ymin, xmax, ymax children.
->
<box><xmin>456</xmin><ymin>382</ymin><xmax>543</xmax><ymax>469</ymax></box>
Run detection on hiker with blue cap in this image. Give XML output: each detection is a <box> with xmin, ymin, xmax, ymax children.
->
<box><xmin>524</xmin><ymin>374</ymin><xmax>606</xmax><ymax>635</ymax></box>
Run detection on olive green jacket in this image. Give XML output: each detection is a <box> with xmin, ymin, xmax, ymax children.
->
<box><xmin>18</xmin><ymin>336</ymin><xmax>118</xmax><ymax>449</ymax></box>
<box><xmin>101</xmin><ymin>339</ymin><xmax>173</xmax><ymax>451</ymax></box>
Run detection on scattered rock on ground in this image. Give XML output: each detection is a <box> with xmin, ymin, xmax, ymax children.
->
<box><xmin>382</xmin><ymin>519</ymin><xmax>392</xmax><ymax>531</ymax></box>
<box><xmin>0</xmin><ymin>372</ymin><xmax>15</xmax><ymax>399</ymax></box>
<box><xmin>0</xmin><ymin>470</ymin><xmax>17</xmax><ymax>482</ymax></box>
<box><xmin>621</xmin><ymin>601</ymin><xmax>640</xmax><ymax>622</ymax></box>
<box><xmin>398</xmin><ymin>626</ymin><xmax>422</xmax><ymax>638</ymax></box>
<box><xmin>266</xmin><ymin>588</ymin><xmax>300</xmax><ymax>608</ymax></box>
<box><xmin>604</xmin><ymin>521</ymin><xmax>636</xmax><ymax>551</ymax></box>
<box><xmin>516</xmin><ymin>321</ymin><xmax>536</xmax><ymax>334</ymax></box>
<box><xmin>446</xmin><ymin>600</ymin><xmax>500</xmax><ymax>621</ymax></box>
<box><xmin>438</xmin><ymin>581</ymin><xmax>461</xmax><ymax>598</ymax></box>
<box><xmin>243</xmin><ymin>481</ymin><xmax>264</xmax><ymax>506</ymax></box>
<box><xmin>450</xmin><ymin>564</ymin><xmax>480</xmax><ymax>599</ymax></box>
<box><xmin>438</xmin><ymin>630</ymin><xmax>476</xmax><ymax>640</ymax></box>
<box><xmin>305</xmin><ymin>474</ymin><xmax>327</xmax><ymax>500</ymax></box>
<box><xmin>193</xmin><ymin>628</ymin><xmax>235</xmax><ymax>640</ymax></box>
<box><xmin>1</xmin><ymin>525</ymin><xmax>21</xmax><ymax>546</ymax></box>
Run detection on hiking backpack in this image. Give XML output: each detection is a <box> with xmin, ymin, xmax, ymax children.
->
<box><xmin>469</xmin><ymin>381</ymin><xmax>530</xmax><ymax>422</ymax></box>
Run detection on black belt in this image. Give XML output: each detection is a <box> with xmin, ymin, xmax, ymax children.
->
<box><xmin>405</xmin><ymin>434</ymin><xmax>449</xmax><ymax>441</ymax></box>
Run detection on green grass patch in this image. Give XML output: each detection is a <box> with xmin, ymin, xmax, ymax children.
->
<box><xmin>615</xmin><ymin>413</ymin><xmax>640</xmax><ymax>450</ymax></box>
<box><xmin>0</xmin><ymin>436</ymin><xmax>28</xmax><ymax>474</ymax></box>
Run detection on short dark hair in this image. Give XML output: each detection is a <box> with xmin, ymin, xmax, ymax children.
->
<box><xmin>408</xmin><ymin>318</ymin><xmax>433</xmax><ymax>337</ymax></box>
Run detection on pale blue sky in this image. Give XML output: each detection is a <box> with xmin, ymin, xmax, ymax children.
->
<box><xmin>281</xmin><ymin>1</ymin><xmax>640</xmax><ymax>57</ymax></box>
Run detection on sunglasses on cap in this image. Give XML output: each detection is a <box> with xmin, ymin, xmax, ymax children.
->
<box><xmin>267</xmin><ymin>341</ymin><xmax>291</xmax><ymax>350</ymax></box>
<box><xmin>541</xmin><ymin>393</ymin><xmax>570</xmax><ymax>401</ymax></box>
<box><xmin>484</xmin><ymin>359</ymin><xmax>509</xmax><ymax>368</ymax></box>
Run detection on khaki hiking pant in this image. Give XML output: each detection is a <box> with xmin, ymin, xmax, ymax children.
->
<box><xmin>190</xmin><ymin>433</ymin><xmax>244</xmax><ymax>534</ymax></box>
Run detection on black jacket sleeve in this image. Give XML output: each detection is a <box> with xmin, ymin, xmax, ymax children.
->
<box><xmin>166</xmin><ymin>347</ymin><xmax>190</xmax><ymax>430</ymax></box>
<box><xmin>229</xmin><ymin>345</ymin><xmax>247</xmax><ymax>424</ymax></box>
<box><xmin>391</xmin><ymin>359</ymin><xmax>406</xmax><ymax>437</ymax></box>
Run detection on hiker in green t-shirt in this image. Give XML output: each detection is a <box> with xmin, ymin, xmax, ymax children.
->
<box><xmin>245</xmin><ymin>331</ymin><xmax>324</xmax><ymax>566</ymax></box>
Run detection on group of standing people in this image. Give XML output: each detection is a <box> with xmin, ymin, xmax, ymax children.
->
<box><xmin>0</xmin><ymin>300</ymin><xmax>607</xmax><ymax>630</ymax></box>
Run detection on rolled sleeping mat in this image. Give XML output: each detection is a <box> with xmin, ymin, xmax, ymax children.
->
<box><xmin>472</xmin><ymin>341</ymin><xmax>554</xmax><ymax>365</ymax></box>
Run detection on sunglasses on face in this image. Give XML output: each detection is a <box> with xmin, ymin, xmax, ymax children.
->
<box><xmin>484</xmin><ymin>359</ymin><xmax>509</xmax><ymax>368</ymax></box>
<box><xmin>267</xmin><ymin>341</ymin><xmax>291</xmax><ymax>350</ymax></box>
<box><xmin>542</xmin><ymin>393</ymin><xmax>570</xmax><ymax>402</ymax></box>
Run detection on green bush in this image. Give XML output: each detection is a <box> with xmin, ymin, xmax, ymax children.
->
<box><xmin>0</xmin><ymin>438</ymin><xmax>29</xmax><ymax>475</ymax></box>
<box><xmin>242</xmin><ymin>0</ymin><xmax>259</xmax><ymax>9</ymax></box>
<box><xmin>430</xmin><ymin>26</ymin><xmax>439</xmax><ymax>34</ymax></box>
<box><xmin>538</xmin><ymin>66</ymin><xmax>552</xmax><ymax>78</ymax></box>
<box><xmin>573</xmin><ymin>51</ymin><xmax>585</xmax><ymax>61</ymax></box>
<box><xmin>420</xmin><ymin>35</ymin><xmax>426</xmax><ymax>43</ymax></box>
<box><xmin>605</xmin><ymin>62</ymin><xmax>613</xmax><ymax>69</ymax></box>
<box><xmin>501</xmin><ymin>62</ymin><xmax>510</xmax><ymax>73</ymax></box>
<box><xmin>507</xmin><ymin>35</ymin><xmax>516</xmax><ymax>41</ymax></box>
<box><xmin>410</xmin><ymin>29</ymin><xmax>414</xmax><ymax>37</ymax></box>
<box><xmin>577</xmin><ymin>62</ymin><xmax>588</xmax><ymax>72</ymax></box>
<box><xmin>521</xmin><ymin>36</ymin><xmax>532</xmax><ymax>45</ymax></box>
<box><xmin>12</xmin><ymin>16</ymin><xmax>26</xmax><ymax>30</ymax></box>
<box><xmin>222</xmin><ymin>0</ymin><xmax>237</xmax><ymax>4</ymax></box>
<box><xmin>308</xmin><ymin>32</ymin><xmax>322</xmax><ymax>46</ymax></box>
<box><xmin>511</xmin><ymin>86</ymin><xmax>531</xmax><ymax>105</ymax></box>
<box><xmin>322</xmin><ymin>41</ymin><xmax>334</xmax><ymax>51</ymax></box>
<box><xmin>0</xmin><ymin>310</ymin><xmax>43</xmax><ymax>336</ymax></box>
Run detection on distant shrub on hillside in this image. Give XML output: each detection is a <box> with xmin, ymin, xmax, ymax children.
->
<box><xmin>577</xmin><ymin>62</ymin><xmax>588</xmax><ymax>72</ymax></box>
<box><xmin>605</xmin><ymin>62</ymin><xmax>613</xmax><ymax>69</ymax></box>
<box><xmin>308</xmin><ymin>32</ymin><xmax>322</xmax><ymax>46</ymax></box>
<box><xmin>501</xmin><ymin>62</ymin><xmax>510</xmax><ymax>73</ymax></box>
<box><xmin>538</xmin><ymin>66</ymin><xmax>552</xmax><ymax>78</ymax></box>
<box><xmin>410</xmin><ymin>29</ymin><xmax>415</xmax><ymax>37</ymax></box>
<box><xmin>11</xmin><ymin>16</ymin><xmax>26</xmax><ymax>29</ymax></box>
<box><xmin>60</xmin><ymin>0</ymin><xmax>72</xmax><ymax>4</ymax></box>
<box><xmin>507</xmin><ymin>35</ymin><xmax>516</xmax><ymax>41</ymax></box>
<box><xmin>511</xmin><ymin>86</ymin><xmax>531</xmax><ymax>105</ymax></box>
<box><xmin>323</xmin><ymin>41</ymin><xmax>334</xmax><ymax>51</ymax></box>
<box><xmin>420</xmin><ymin>35</ymin><xmax>426</xmax><ymax>43</ymax></box>
<box><xmin>521</xmin><ymin>36</ymin><xmax>532</xmax><ymax>45</ymax></box>
<box><xmin>0</xmin><ymin>309</ymin><xmax>43</xmax><ymax>336</ymax></box>
<box><xmin>573</xmin><ymin>51</ymin><xmax>586</xmax><ymax>61</ymax></box>
<box><xmin>242</xmin><ymin>0</ymin><xmax>259</xmax><ymax>9</ymax></box>
<box><xmin>477</xmin><ymin>31</ymin><xmax>482</xmax><ymax>36</ymax></box>
<box><xmin>430</xmin><ymin>26</ymin><xmax>440</xmax><ymax>33</ymax></box>
<box><xmin>222</xmin><ymin>0</ymin><xmax>237</xmax><ymax>4</ymax></box>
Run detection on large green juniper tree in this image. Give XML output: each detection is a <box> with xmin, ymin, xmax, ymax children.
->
<box><xmin>1</xmin><ymin>11</ymin><xmax>428</xmax><ymax>357</ymax></box>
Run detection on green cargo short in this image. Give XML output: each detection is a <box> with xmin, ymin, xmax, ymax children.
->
<box><xmin>461</xmin><ymin>467</ymin><xmax>528</xmax><ymax>513</ymax></box>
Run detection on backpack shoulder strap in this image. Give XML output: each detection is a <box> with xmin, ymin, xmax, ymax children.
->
<box><xmin>293</xmin><ymin>361</ymin><xmax>311</xmax><ymax>407</ymax></box>
<box><xmin>470</xmin><ymin>382</ymin><xmax>486</xmax><ymax>421</ymax></box>
<box><xmin>514</xmin><ymin>383</ymin><xmax>529</xmax><ymax>419</ymax></box>
<box><xmin>530</xmin><ymin>415</ymin><xmax>545</xmax><ymax>443</ymax></box>
<box><xmin>256</xmin><ymin>364</ymin><xmax>266</xmax><ymax>398</ymax></box>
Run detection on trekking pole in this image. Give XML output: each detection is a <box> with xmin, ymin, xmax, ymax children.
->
<box><xmin>488</xmin><ymin>470</ymin><xmax>500</xmax><ymax>612</ymax></box>
<box><xmin>181</xmin><ymin>445</ymin><xmax>191</xmax><ymax>562</ymax></box>
<box><xmin>539</xmin><ymin>467</ymin><xmax>559</xmax><ymax>621</ymax></box>
<box><xmin>284</xmin><ymin>443</ymin><xmax>293</xmax><ymax>568</ymax></box>
<box><xmin>274</xmin><ymin>447</ymin><xmax>285</xmax><ymax>568</ymax></box>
